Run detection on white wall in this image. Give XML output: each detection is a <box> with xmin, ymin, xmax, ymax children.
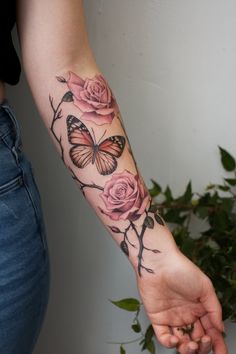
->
<box><xmin>7</xmin><ymin>0</ymin><xmax>236</xmax><ymax>353</ymax></box>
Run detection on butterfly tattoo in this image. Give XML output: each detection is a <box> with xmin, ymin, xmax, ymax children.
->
<box><xmin>66</xmin><ymin>115</ymin><xmax>126</xmax><ymax>175</ymax></box>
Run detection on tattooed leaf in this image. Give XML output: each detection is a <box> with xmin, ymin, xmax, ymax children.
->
<box><xmin>56</xmin><ymin>76</ymin><xmax>67</xmax><ymax>83</ymax></box>
<box><xmin>120</xmin><ymin>345</ymin><xmax>126</xmax><ymax>354</ymax></box>
<box><xmin>147</xmin><ymin>268</ymin><xmax>154</xmax><ymax>273</ymax></box>
<box><xmin>109</xmin><ymin>226</ymin><xmax>122</xmax><ymax>233</ymax></box>
<box><xmin>152</xmin><ymin>249</ymin><xmax>161</xmax><ymax>254</ymax></box>
<box><xmin>62</xmin><ymin>91</ymin><xmax>73</xmax><ymax>102</ymax></box>
<box><xmin>144</xmin><ymin>216</ymin><xmax>154</xmax><ymax>229</ymax></box>
<box><xmin>120</xmin><ymin>240</ymin><xmax>129</xmax><ymax>256</ymax></box>
<box><xmin>154</xmin><ymin>213</ymin><xmax>165</xmax><ymax>226</ymax></box>
<box><xmin>148</xmin><ymin>204</ymin><xmax>159</xmax><ymax>213</ymax></box>
<box><xmin>109</xmin><ymin>298</ymin><xmax>140</xmax><ymax>312</ymax></box>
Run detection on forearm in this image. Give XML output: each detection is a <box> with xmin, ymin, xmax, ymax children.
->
<box><xmin>40</xmin><ymin>64</ymin><xmax>179</xmax><ymax>274</ymax></box>
<box><xmin>16</xmin><ymin>0</ymin><xmax>178</xmax><ymax>277</ymax></box>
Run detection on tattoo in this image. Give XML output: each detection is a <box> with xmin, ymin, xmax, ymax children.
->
<box><xmin>98</xmin><ymin>170</ymin><xmax>164</xmax><ymax>276</ymax></box>
<box><xmin>49</xmin><ymin>91</ymin><xmax>73</xmax><ymax>162</ymax></box>
<box><xmin>116</xmin><ymin>111</ymin><xmax>139</xmax><ymax>173</ymax></box>
<box><xmin>56</xmin><ymin>71</ymin><xmax>118</xmax><ymax>126</ymax></box>
<box><xmin>49</xmin><ymin>72</ymin><xmax>165</xmax><ymax>277</ymax></box>
<box><xmin>67</xmin><ymin>115</ymin><xmax>125</xmax><ymax>175</ymax></box>
<box><xmin>177</xmin><ymin>324</ymin><xmax>194</xmax><ymax>337</ymax></box>
<box><xmin>68</xmin><ymin>166</ymin><xmax>104</xmax><ymax>196</ymax></box>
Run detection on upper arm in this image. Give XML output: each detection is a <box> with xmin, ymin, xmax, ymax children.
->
<box><xmin>16</xmin><ymin>0</ymin><xmax>96</xmax><ymax>85</ymax></box>
<box><xmin>15</xmin><ymin>0</ymin><xmax>98</xmax><ymax>120</ymax></box>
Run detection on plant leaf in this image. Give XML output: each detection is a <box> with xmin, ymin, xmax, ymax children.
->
<box><xmin>182</xmin><ymin>181</ymin><xmax>193</xmax><ymax>202</ymax></box>
<box><xmin>164</xmin><ymin>185</ymin><xmax>173</xmax><ymax>202</ymax></box>
<box><xmin>149</xmin><ymin>179</ymin><xmax>162</xmax><ymax>197</ymax></box>
<box><xmin>218</xmin><ymin>146</ymin><xmax>236</xmax><ymax>171</ymax></box>
<box><xmin>109</xmin><ymin>298</ymin><xmax>140</xmax><ymax>312</ymax></box>
<box><xmin>224</xmin><ymin>178</ymin><xmax>236</xmax><ymax>186</ymax></box>
<box><xmin>146</xmin><ymin>340</ymin><xmax>155</xmax><ymax>354</ymax></box>
<box><xmin>145</xmin><ymin>324</ymin><xmax>154</xmax><ymax>342</ymax></box>
<box><xmin>120</xmin><ymin>345</ymin><xmax>126</xmax><ymax>354</ymax></box>
<box><xmin>132</xmin><ymin>320</ymin><xmax>141</xmax><ymax>333</ymax></box>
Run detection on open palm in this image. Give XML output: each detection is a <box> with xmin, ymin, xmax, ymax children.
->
<box><xmin>135</xmin><ymin>250</ymin><xmax>227</xmax><ymax>354</ymax></box>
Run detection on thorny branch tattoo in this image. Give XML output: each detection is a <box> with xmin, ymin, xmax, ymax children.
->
<box><xmin>49</xmin><ymin>71</ymin><xmax>165</xmax><ymax>277</ymax></box>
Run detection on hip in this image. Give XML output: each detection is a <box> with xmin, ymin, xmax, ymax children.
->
<box><xmin>0</xmin><ymin>99</ymin><xmax>50</xmax><ymax>327</ymax></box>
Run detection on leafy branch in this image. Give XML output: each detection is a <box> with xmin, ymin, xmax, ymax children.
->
<box><xmin>49</xmin><ymin>76</ymin><xmax>73</xmax><ymax>162</ymax></box>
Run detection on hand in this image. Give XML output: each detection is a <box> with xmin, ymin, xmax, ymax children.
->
<box><xmin>135</xmin><ymin>248</ymin><xmax>227</xmax><ymax>354</ymax></box>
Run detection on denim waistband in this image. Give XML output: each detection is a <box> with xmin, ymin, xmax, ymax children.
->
<box><xmin>0</xmin><ymin>99</ymin><xmax>22</xmax><ymax>150</ymax></box>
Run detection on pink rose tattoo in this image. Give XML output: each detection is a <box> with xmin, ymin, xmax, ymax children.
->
<box><xmin>67</xmin><ymin>71</ymin><xmax>119</xmax><ymax>125</ymax></box>
<box><xmin>50</xmin><ymin>74</ymin><xmax>164</xmax><ymax>277</ymax></box>
<box><xmin>99</xmin><ymin>170</ymin><xmax>151</xmax><ymax>221</ymax></box>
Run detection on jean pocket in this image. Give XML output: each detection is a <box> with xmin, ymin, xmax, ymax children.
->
<box><xmin>0</xmin><ymin>174</ymin><xmax>23</xmax><ymax>196</ymax></box>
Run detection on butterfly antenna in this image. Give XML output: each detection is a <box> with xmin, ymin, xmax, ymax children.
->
<box><xmin>91</xmin><ymin>127</ymin><xmax>97</xmax><ymax>144</ymax></box>
<box><xmin>98</xmin><ymin>129</ymin><xmax>107</xmax><ymax>144</ymax></box>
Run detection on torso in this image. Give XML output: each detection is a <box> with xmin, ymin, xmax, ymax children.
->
<box><xmin>0</xmin><ymin>81</ymin><xmax>6</xmax><ymax>103</ymax></box>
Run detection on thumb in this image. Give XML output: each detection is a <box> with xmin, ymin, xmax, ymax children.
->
<box><xmin>200</xmin><ymin>281</ymin><xmax>224</xmax><ymax>332</ymax></box>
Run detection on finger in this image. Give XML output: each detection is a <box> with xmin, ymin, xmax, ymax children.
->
<box><xmin>185</xmin><ymin>319</ymin><xmax>213</xmax><ymax>353</ymax></box>
<box><xmin>198</xmin><ymin>335</ymin><xmax>212</xmax><ymax>354</ymax></box>
<box><xmin>200</xmin><ymin>281</ymin><xmax>224</xmax><ymax>332</ymax></box>
<box><xmin>172</xmin><ymin>326</ymin><xmax>192</xmax><ymax>343</ymax></box>
<box><xmin>152</xmin><ymin>324</ymin><xmax>179</xmax><ymax>348</ymax></box>
<box><xmin>200</xmin><ymin>315</ymin><xmax>228</xmax><ymax>354</ymax></box>
<box><xmin>177</xmin><ymin>340</ymin><xmax>199</xmax><ymax>354</ymax></box>
<box><xmin>172</xmin><ymin>325</ymin><xmax>199</xmax><ymax>354</ymax></box>
<box><xmin>188</xmin><ymin>319</ymin><xmax>205</xmax><ymax>341</ymax></box>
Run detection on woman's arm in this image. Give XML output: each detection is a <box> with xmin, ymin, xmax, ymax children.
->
<box><xmin>16</xmin><ymin>0</ymin><xmax>178</xmax><ymax>276</ymax></box>
<box><xmin>16</xmin><ymin>1</ymin><xmax>226</xmax><ymax>353</ymax></box>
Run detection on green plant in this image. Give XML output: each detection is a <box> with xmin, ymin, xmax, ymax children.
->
<box><xmin>108</xmin><ymin>146</ymin><xmax>236</xmax><ymax>354</ymax></box>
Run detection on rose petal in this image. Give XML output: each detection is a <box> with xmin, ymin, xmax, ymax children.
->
<box><xmin>96</xmin><ymin>107</ymin><xmax>114</xmax><ymax>115</ymax></box>
<box><xmin>73</xmin><ymin>98</ymin><xmax>95</xmax><ymax>113</ymax></box>
<box><xmin>68</xmin><ymin>71</ymin><xmax>85</xmax><ymax>87</ymax></box>
<box><xmin>82</xmin><ymin>112</ymin><xmax>114</xmax><ymax>125</ymax></box>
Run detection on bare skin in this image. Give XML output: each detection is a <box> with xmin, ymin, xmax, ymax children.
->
<box><xmin>11</xmin><ymin>0</ymin><xmax>228</xmax><ymax>353</ymax></box>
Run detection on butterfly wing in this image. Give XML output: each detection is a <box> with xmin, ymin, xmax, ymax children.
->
<box><xmin>98</xmin><ymin>136</ymin><xmax>125</xmax><ymax>158</ymax></box>
<box><xmin>67</xmin><ymin>115</ymin><xmax>94</xmax><ymax>146</ymax></box>
<box><xmin>95</xmin><ymin>151</ymin><xmax>117</xmax><ymax>175</ymax></box>
<box><xmin>95</xmin><ymin>136</ymin><xmax>126</xmax><ymax>175</ymax></box>
<box><xmin>70</xmin><ymin>145</ymin><xmax>94</xmax><ymax>168</ymax></box>
<box><xmin>67</xmin><ymin>115</ymin><xmax>94</xmax><ymax>168</ymax></box>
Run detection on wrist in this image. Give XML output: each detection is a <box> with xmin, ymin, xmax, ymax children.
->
<box><xmin>125</xmin><ymin>221</ymin><xmax>179</xmax><ymax>277</ymax></box>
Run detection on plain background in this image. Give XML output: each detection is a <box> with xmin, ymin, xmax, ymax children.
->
<box><xmin>6</xmin><ymin>0</ymin><xmax>236</xmax><ymax>353</ymax></box>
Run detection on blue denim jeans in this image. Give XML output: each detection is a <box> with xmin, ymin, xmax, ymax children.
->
<box><xmin>0</xmin><ymin>99</ymin><xmax>50</xmax><ymax>353</ymax></box>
